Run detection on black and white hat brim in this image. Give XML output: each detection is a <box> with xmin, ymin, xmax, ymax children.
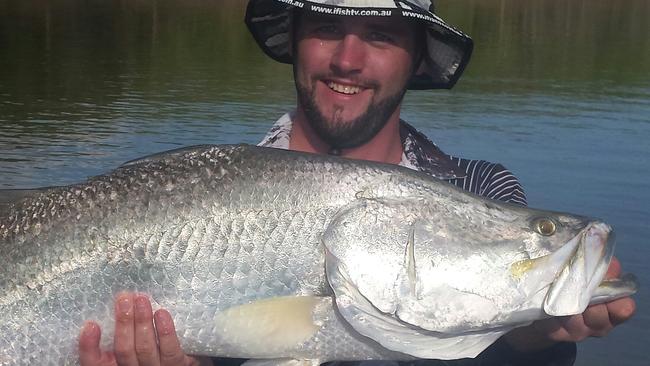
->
<box><xmin>245</xmin><ymin>0</ymin><xmax>473</xmax><ymax>90</ymax></box>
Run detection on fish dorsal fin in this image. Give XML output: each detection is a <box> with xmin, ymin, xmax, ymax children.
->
<box><xmin>323</xmin><ymin>198</ymin><xmax>508</xmax><ymax>359</ymax></box>
<box><xmin>119</xmin><ymin>144</ymin><xmax>225</xmax><ymax>167</ymax></box>
<box><xmin>0</xmin><ymin>188</ymin><xmax>57</xmax><ymax>215</ymax></box>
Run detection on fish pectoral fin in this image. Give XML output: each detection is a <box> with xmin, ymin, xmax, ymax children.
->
<box><xmin>241</xmin><ymin>359</ymin><xmax>321</xmax><ymax>366</ymax></box>
<box><xmin>213</xmin><ymin>296</ymin><xmax>328</xmax><ymax>355</ymax></box>
<box><xmin>403</xmin><ymin>227</ymin><xmax>417</xmax><ymax>298</ymax></box>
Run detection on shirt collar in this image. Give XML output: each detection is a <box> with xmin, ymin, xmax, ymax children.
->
<box><xmin>258</xmin><ymin>111</ymin><xmax>466</xmax><ymax>180</ymax></box>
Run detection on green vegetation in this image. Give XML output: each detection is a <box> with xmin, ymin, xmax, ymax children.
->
<box><xmin>0</xmin><ymin>0</ymin><xmax>648</xmax><ymax>123</ymax></box>
<box><xmin>440</xmin><ymin>0</ymin><xmax>650</xmax><ymax>83</ymax></box>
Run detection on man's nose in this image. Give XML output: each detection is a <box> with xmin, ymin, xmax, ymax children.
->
<box><xmin>330</xmin><ymin>34</ymin><xmax>366</xmax><ymax>75</ymax></box>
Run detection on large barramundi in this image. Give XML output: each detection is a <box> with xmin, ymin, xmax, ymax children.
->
<box><xmin>0</xmin><ymin>145</ymin><xmax>637</xmax><ymax>365</ymax></box>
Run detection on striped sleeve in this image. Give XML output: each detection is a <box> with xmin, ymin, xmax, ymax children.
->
<box><xmin>447</xmin><ymin>157</ymin><xmax>527</xmax><ymax>206</ymax></box>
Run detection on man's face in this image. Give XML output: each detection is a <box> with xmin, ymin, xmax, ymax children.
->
<box><xmin>293</xmin><ymin>13</ymin><xmax>418</xmax><ymax>149</ymax></box>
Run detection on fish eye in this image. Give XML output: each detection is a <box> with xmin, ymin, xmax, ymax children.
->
<box><xmin>533</xmin><ymin>218</ymin><xmax>556</xmax><ymax>236</ymax></box>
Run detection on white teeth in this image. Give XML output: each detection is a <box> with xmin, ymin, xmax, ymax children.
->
<box><xmin>327</xmin><ymin>82</ymin><xmax>361</xmax><ymax>95</ymax></box>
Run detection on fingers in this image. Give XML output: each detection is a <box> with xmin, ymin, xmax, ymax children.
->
<box><xmin>79</xmin><ymin>321</ymin><xmax>103</xmax><ymax>363</ymax></box>
<box><xmin>134</xmin><ymin>295</ymin><xmax>162</xmax><ymax>366</ymax></box>
<box><xmin>116</xmin><ymin>292</ymin><xmax>180</xmax><ymax>366</ymax></box>
<box><xmin>534</xmin><ymin>314</ymin><xmax>593</xmax><ymax>342</ymax></box>
<box><xmin>113</xmin><ymin>293</ymin><xmax>139</xmax><ymax>366</ymax></box>
<box><xmin>80</xmin><ymin>293</ymin><xmax>195</xmax><ymax>366</ymax></box>
<box><xmin>153</xmin><ymin>309</ymin><xmax>187</xmax><ymax>365</ymax></box>
<box><xmin>582</xmin><ymin>303</ymin><xmax>613</xmax><ymax>337</ymax></box>
<box><xmin>552</xmin><ymin>304</ymin><xmax>614</xmax><ymax>341</ymax></box>
<box><xmin>607</xmin><ymin>296</ymin><xmax>636</xmax><ymax>325</ymax></box>
<box><xmin>533</xmin><ymin>296</ymin><xmax>637</xmax><ymax>344</ymax></box>
<box><xmin>533</xmin><ymin>316</ymin><xmax>572</xmax><ymax>342</ymax></box>
<box><xmin>557</xmin><ymin>314</ymin><xmax>592</xmax><ymax>341</ymax></box>
<box><xmin>78</xmin><ymin>321</ymin><xmax>116</xmax><ymax>366</ymax></box>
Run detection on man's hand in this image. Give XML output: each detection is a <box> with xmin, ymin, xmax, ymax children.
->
<box><xmin>78</xmin><ymin>292</ymin><xmax>209</xmax><ymax>366</ymax></box>
<box><xmin>504</xmin><ymin>257</ymin><xmax>637</xmax><ymax>352</ymax></box>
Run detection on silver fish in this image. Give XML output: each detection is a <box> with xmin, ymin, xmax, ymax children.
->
<box><xmin>0</xmin><ymin>144</ymin><xmax>637</xmax><ymax>365</ymax></box>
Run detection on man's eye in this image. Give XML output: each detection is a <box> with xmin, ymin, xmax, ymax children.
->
<box><xmin>314</xmin><ymin>25</ymin><xmax>339</xmax><ymax>35</ymax></box>
<box><xmin>368</xmin><ymin>32</ymin><xmax>393</xmax><ymax>43</ymax></box>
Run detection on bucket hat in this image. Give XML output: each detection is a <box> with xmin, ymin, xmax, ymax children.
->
<box><xmin>245</xmin><ymin>0</ymin><xmax>473</xmax><ymax>90</ymax></box>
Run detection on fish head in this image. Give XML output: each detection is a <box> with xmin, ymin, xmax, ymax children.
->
<box><xmin>509</xmin><ymin>207</ymin><xmax>615</xmax><ymax>316</ymax></box>
<box><xmin>324</xmin><ymin>197</ymin><xmax>616</xmax><ymax>337</ymax></box>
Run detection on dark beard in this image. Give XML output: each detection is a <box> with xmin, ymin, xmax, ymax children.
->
<box><xmin>295</xmin><ymin>79</ymin><xmax>407</xmax><ymax>150</ymax></box>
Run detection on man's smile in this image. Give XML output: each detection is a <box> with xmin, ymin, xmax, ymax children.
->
<box><xmin>326</xmin><ymin>81</ymin><xmax>362</xmax><ymax>95</ymax></box>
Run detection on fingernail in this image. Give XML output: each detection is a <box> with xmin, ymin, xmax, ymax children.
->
<box><xmin>155</xmin><ymin>310</ymin><xmax>173</xmax><ymax>336</ymax></box>
<box><xmin>82</xmin><ymin>321</ymin><xmax>98</xmax><ymax>336</ymax></box>
<box><xmin>118</xmin><ymin>296</ymin><xmax>132</xmax><ymax>315</ymax></box>
<box><xmin>135</xmin><ymin>295</ymin><xmax>148</xmax><ymax>314</ymax></box>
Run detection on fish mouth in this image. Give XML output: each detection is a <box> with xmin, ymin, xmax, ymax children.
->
<box><xmin>543</xmin><ymin>221</ymin><xmax>615</xmax><ymax>316</ymax></box>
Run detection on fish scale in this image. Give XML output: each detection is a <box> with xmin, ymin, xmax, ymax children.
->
<box><xmin>0</xmin><ymin>144</ymin><xmax>636</xmax><ymax>365</ymax></box>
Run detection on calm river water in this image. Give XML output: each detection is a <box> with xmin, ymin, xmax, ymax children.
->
<box><xmin>1</xmin><ymin>0</ymin><xmax>649</xmax><ymax>365</ymax></box>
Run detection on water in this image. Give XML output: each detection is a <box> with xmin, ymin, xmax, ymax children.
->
<box><xmin>1</xmin><ymin>0</ymin><xmax>648</xmax><ymax>364</ymax></box>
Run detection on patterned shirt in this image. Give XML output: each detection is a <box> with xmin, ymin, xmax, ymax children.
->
<box><xmin>258</xmin><ymin>111</ymin><xmax>527</xmax><ymax>206</ymax></box>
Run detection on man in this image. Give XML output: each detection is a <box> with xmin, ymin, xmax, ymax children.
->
<box><xmin>78</xmin><ymin>1</ymin><xmax>635</xmax><ymax>365</ymax></box>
